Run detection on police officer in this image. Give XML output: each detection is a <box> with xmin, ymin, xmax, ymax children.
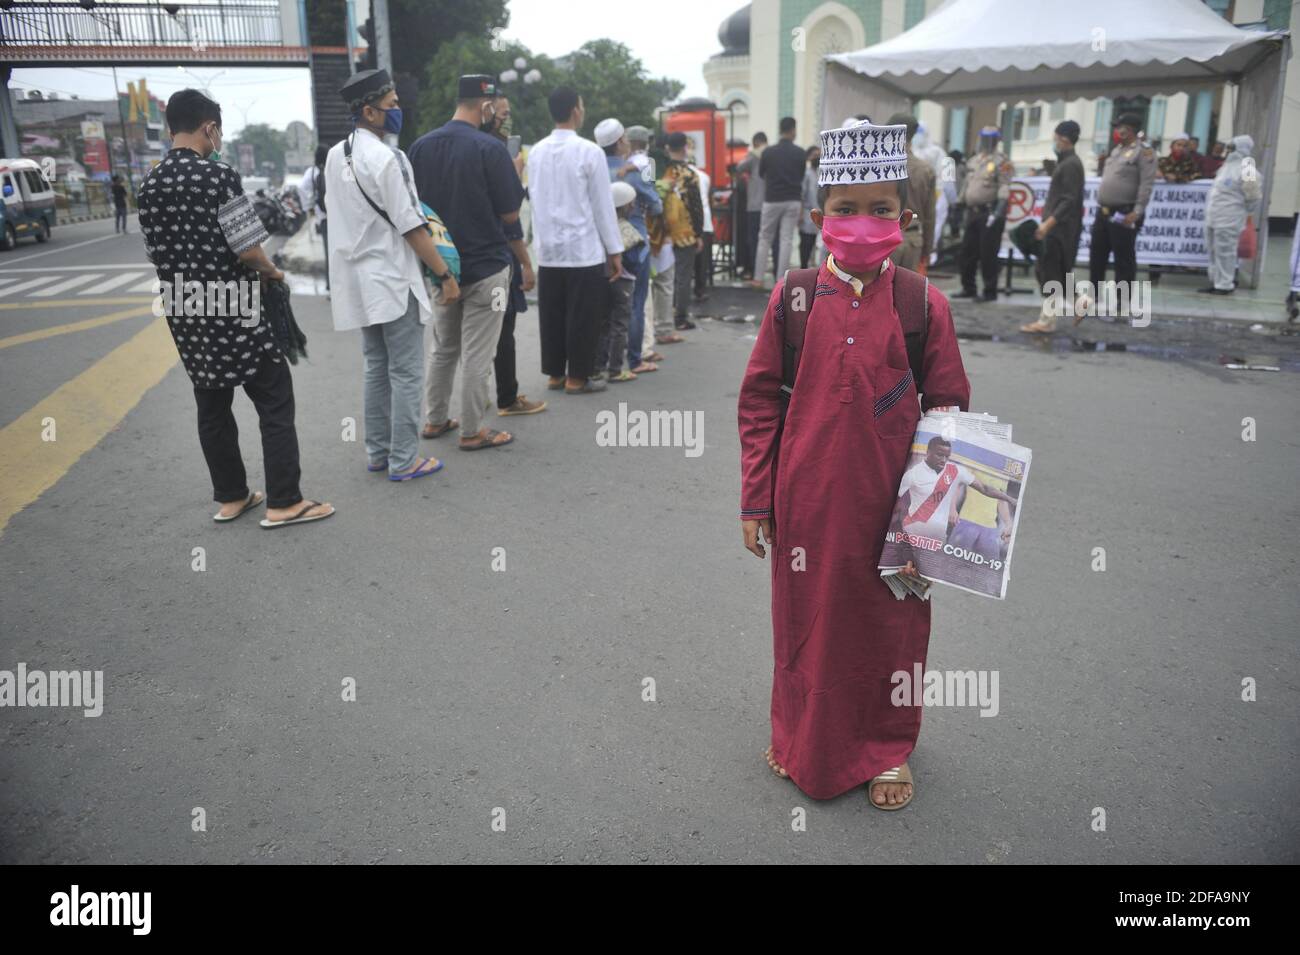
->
<box><xmin>955</xmin><ymin>126</ymin><xmax>1012</xmax><ymax>301</ymax></box>
<box><xmin>1090</xmin><ymin>112</ymin><xmax>1156</xmax><ymax>287</ymax></box>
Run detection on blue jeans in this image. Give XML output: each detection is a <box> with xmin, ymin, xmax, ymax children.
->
<box><xmin>361</xmin><ymin>290</ymin><xmax>424</xmax><ymax>474</ymax></box>
<box><xmin>627</xmin><ymin>253</ymin><xmax>650</xmax><ymax>367</ymax></box>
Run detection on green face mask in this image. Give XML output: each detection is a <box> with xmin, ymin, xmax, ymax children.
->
<box><xmin>206</xmin><ymin>124</ymin><xmax>223</xmax><ymax>163</ymax></box>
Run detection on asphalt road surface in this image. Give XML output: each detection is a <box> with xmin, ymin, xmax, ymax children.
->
<box><xmin>1</xmin><ymin>215</ymin><xmax>1297</xmax><ymax>863</ymax></box>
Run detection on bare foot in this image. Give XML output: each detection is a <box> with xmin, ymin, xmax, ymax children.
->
<box><xmin>763</xmin><ymin>745</ymin><xmax>789</xmax><ymax>779</ymax></box>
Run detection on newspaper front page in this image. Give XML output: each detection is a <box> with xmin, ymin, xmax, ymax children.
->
<box><xmin>879</xmin><ymin>411</ymin><xmax>1031</xmax><ymax>600</ymax></box>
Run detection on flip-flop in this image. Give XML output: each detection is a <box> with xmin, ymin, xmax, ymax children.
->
<box><xmin>630</xmin><ymin>362</ymin><xmax>658</xmax><ymax>374</ymax></box>
<box><xmin>868</xmin><ymin>763</ymin><xmax>914</xmax><ymax>811</ymax></box>
<box><xmin>213</xmin><ymin>490</ymin><xmax>264</xmax><ymax>523</ymax></box>
<box><xmin>644</xmin><ymin>351</ymin><xmax>665</xmax><ymax>362</ymax></box>
<box><xmin>367</xmin><ymin>459</ymin><xmax>388</xmax><ymax>472</ymax></box>
<box><xmin>546</xmin><ymin>379</ymin><xmax>566</xmax><ymax>391</ymax></box>
<box><xmin>656</xmin><ymin>333</ymin><xmax>686</xmax><ymax>344</ymax></box>
<box><xmin>564</xmin><ymin>378</ymin><xmax>607</xmax><ymax>394</ymax></box>
<box><xmin>388</xmin><ymin>456</ymin><xmax>444</xmax><ymax>481</ymax></box>
<box><xmin>259</xmin><ymin>500</ymin><xmax>335</xmax><ymax>529</ymax></box>
<box><xmin>421</xmin><ymin>419</ymin><xmax>459</xmax><ymax>439</ymax></box>
<box><xmin>607</xmin><ymin>369</ymin><xmax>637</xmax><ymax>383</ymax></box>
<box><xmin>459</xmin><ymin>429</ymin><xmax>514</xmax><ymax>451</ymax></box>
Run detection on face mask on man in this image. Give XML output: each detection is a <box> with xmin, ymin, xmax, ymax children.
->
<box><xmin>205</xmin><ymin>122</ymin><xmax>223</xmax><ymax>162</ymax></box>
<box><xmin>1170</xmin><ymin>147</ymin><xmax>1185</xmax><ymax>160</ymax></box>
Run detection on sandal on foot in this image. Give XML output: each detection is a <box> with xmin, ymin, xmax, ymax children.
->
<box><xmin>259</xmin><ymin>500</ymin><xmax>335</xmax><ymax>529</ymax></box>
<box><xmin>656</xmin><ymin>333</ymin><xmax>685</xmax><ymax>344</ymax></box>
<box><xmin>546</xmin><ymin>378</ymin><xmax>566</xmax><ymax>391</ymax></box>
<box><xmin>868</xmin><ymin>763</ymin><xmax>914</xmax><ymax>811</ymax></box>
<box><xmin>213</xmin><ymin>490</ymin><xmax>264</xmax><ymax>523</ymax></box>
<box><xmin>763</xmin><ymin>745</ymin><xmax>790</xmax><ymax>780</ymax></box>
<box><xmin>607</xmin><ymin>369</ymin><xmax>637</xmax><ymax>383</ymax></box>
<box><xmin>459</xmin><ymin>429</ymin><xmax>513</xmax><ymax>451</ymax></box>
<box><xmin>389</xmin><ymin>456</ymin><xmax>444</xmax><ymax>481</ymax></box>
<box><xmin>630</xmin><ymin>361</ymin><xmax>658</xmax><ymax>374</ymax></box>
<box><xmin>644</xmin><ymin>350</ymin><xmax>665</xmax><ymax>362</ymax></box>
<box><xmin>367</xmin><ymin>459</ymin><xmax>388</xmax><ymax>472</ymax></box>
<box><xmin>564</xmin><ymin>378</ymin><xmax>607</xmax><ymax>394</ymax></box>
<box><xmin>421</xmin><ymin>419</ymin><xmax>459</xmax><ymax>439</ymax></box>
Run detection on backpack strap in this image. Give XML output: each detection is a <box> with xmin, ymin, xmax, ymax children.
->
<box><xmin>891</xmin><ymin>263</ymin><xmax>930</xmax><ymax>396</ymax></box>
<box><xmin>778</xmin><ymin>267</ymin><xmax>820</xmax><ymax>424</ymax></box>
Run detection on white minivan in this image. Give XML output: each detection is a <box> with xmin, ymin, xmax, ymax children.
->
<box><xmin>0</xmin><ymin>158</ymin><xmax>57</xmax><ymax>251</ymax></box>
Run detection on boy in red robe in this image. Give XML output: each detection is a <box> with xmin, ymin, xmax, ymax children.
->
<box><xmin>737</xmin><ymin>120</ymin><xmax>971</xmax><ymax>809</ymax></box>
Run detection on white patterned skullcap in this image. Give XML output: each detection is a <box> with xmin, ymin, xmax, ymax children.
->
<box><xmin>818</xmin><ymin>121</ymin><xmax>909</xmax><ymax>187</ymax></box>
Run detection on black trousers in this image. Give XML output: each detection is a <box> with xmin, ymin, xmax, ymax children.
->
<box><xmin>193</xmin><ymin>356</ymin><xmax>302</xmax><ymax>509</ymax></box>
<box><xmin>745</xmin><ymin>211</ymin><xmax>762</xmax><ymax>274</ymax></box>
<box><xmin>799</xmin><ymin>231</ymin><xmax>817</xmax><ymax>269</ymax></box>
<box><xmin>1089</xmin><ymin>211</ymin><xmax>1140</xmax><ymax>285</ymax></box>
<box><xmin>1036</xmin><ymin>234</ymin><xmax>1068</xmax><ymax>291</ymax></box>
<box><xmin>494</xmin><ymin>298</ymin><xmax>519</xmax><ymax>408</ymax></box>
<box><xmin>318</xmin><ymin>218</ymin><xmax>330</xmax><ymax>291</ymax></box>
<box><xmin>960</xmin><ymin>206</ymin><xmax>1005</xmax><ymax>293</ymax></box>
<box><xmin>694</xmin><ymin>232</ymin><xmax>713</xmax><ymax>293</ymax></box>
<box><xmin>538</xmin><ymin>263</ymin><xmax>608</xmax><ymax>380</ymax></box>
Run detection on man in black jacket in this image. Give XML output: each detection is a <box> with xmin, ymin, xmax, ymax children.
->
<box><xmin>1023</xmin><ymin>120</ymin><xmax>1085</xmax><ymax>333</ymax></box>
<box><xmin>749</xmin><ymin>116</ymin><xmax>805</xmax><ymax>289</ymax></box>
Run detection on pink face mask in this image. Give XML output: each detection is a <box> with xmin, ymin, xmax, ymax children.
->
<box><xmin>821</xmin><ymin>214</ymin><xmax>903</xmax><ymax>274</ymax></box>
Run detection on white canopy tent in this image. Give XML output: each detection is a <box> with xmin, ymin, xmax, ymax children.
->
<box><xmin>821</xmin><ymin>0</ymin><xmax>1291</xmax><ymax>287</ymax></box>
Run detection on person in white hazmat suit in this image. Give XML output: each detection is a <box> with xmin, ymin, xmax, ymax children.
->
<box><xmin>912</xmin><ymin>122</ymin><xmax>950</xmax><ymax>264</ymax></box>
<box><xmin>1201</xmin><ymin>135</ymin><xmax>1261</xmax><ymax>295</ymax></box>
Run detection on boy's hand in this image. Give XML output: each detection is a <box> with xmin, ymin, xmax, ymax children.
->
<box><xmin>742</xmin><ymin>518</ymin><xmax>773</xmax><ymax>559</ymax></box>
<box><xmin>436</xmin><ymin>274</ymin><xmax>460</xmax><ymax>305</ymax></box>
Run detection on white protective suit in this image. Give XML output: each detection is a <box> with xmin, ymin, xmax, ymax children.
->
<box><xmin>913</xmin><ymin>123</ymin><xmax>950</xmax><ymax>262</ymax></box>
<box><xmin>1205</xmin><ymin>135</ymin><xmax>1262</xmax><ymax>290</ymax></box>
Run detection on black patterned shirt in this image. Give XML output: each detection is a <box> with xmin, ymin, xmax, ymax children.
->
<box><xmin>138</xmin><ymin>147</ymin><xmax>279</xmax><ymax>388</ymax></box>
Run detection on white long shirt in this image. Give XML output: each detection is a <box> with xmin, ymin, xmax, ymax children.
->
<box><xmin>298</xmin><ymin>164</ymin><xmax>324</xmax><ymax>218</ymax></box>
<box><xmin>526</xmin><ymin>128</ymin><xmax>622</xmax><ymax>268</ymax></box>
<box><xmin>323</xmin><ymin>127</ymin><xmax>431</xmax><ymax>332</ymax></box>
<box><xmin>692</xmin><ymin>165</ymin><xmax>713</xmax><ymax>234</ymax></box>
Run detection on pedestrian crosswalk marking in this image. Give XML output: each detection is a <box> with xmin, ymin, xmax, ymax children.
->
<box><xmin>0</xmin><ymin>317</ymin><xmax>177</xmax><ymax>535</ymax></box>
<box><xmin>130</xmin><ymin>276</ymin><xmax>161</xmax><ymax>293</ymax></box>
<box><xmin>0</xmin><ymin>275</ymin><xmax>60</xmax><ymax>297</ymax></box>
<box><xmin>78</xmin><ymin>272</ymin><xmax>149</xmax><ymax>294</ymax></box>
<box><xmin>30</xmin><ymin>273</ymin><xmax>105</xmax><ymax>297</ymax></box>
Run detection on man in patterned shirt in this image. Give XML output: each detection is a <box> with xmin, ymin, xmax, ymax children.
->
<box><xmin>139</xmin><ymin>89</ymin><xmax>333</xmax><ymax>528</ymax></box>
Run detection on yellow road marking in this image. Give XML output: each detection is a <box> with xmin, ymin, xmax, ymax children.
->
<box><xmin>0</xmin><ymin>295</ymin><xmax>153</xmax><ymax>311</ymax></box>
<box><xmin>0</xmin><ymin>317</ymin><xmax>178</xmax><ymax>534</ymax></box>
<box><xmin>0</xmin><ymin>305</ymin><xmax>155</xmax><ymax>351</ymax></box>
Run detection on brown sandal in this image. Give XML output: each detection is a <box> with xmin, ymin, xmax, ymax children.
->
<box><xmin>868</xmin><ymin>763</ymin><xmax>914</xmax><ymax>811</ymax></box>
<box><xmin>422</xmin><ymin>418</ymin><xmax>459</xmax><ymax>439</ymax></box>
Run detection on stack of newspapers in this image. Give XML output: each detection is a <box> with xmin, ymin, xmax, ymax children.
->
<box><xmin>879</xmin><ymin>410</ymin><xmax>1032</xmax><ymax>601</ymax></box>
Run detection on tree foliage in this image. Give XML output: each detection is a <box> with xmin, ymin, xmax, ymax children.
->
<box><xmin>419</xmin><ymin>37</ymin><xmax>684</xmax><ymax>145</ymax></box>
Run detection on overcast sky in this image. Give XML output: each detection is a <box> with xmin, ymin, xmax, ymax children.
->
<box><xmin>10</xmin><ymin>0</ymin><xmax>740</xmax><ymax>138</ymax></box>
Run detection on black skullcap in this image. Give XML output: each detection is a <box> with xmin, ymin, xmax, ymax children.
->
<box><xmin>458</xmin><ymin>74</ymin><xmax>497</xmax><ymax>99</ymax></box>
<box><xmin>340</xmin><ymin>69</ymin><xmax>393</xmax><ymax>106</ymax></box>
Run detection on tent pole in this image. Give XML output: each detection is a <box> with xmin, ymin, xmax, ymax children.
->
<box><xmin>1249</xmin><ymin>36</ymin><xmax>1288</xmax><ymax>292</ymax></box>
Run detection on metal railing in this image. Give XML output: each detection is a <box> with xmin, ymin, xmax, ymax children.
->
<box><xmin>0</xmin><ymin>1</ymin><xmax>284</xmax><ymax>49</ymax></box>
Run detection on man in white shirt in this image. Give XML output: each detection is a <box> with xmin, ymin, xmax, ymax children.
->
<box><xmin>298</xmin><ymin>144</ymin><xmax>329</xmax><ymax>290</ymax></box>
<box><xmin>526</xmin><ymin>86</ymin><xmax>623</xmax><ymax>395</ymax></box>
<box><xmin>895</xmin><ymin>437</ymin><xmax>1014</xmax><ymax>543</ymax></box>
<box><xmin>689</xmin><ymin>157</ymin><xmax>713</xmax><ymax>302</ymax></box>
<box><xmin>325</xmin><ymin>69</ymin><xmax>460</xmax><ymax>481</ymax></box>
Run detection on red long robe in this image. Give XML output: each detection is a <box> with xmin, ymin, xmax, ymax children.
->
<box><xmin>737</xmin><ymin>259</ymin><xmax>970</xmax><ymax>799</ymax></box>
